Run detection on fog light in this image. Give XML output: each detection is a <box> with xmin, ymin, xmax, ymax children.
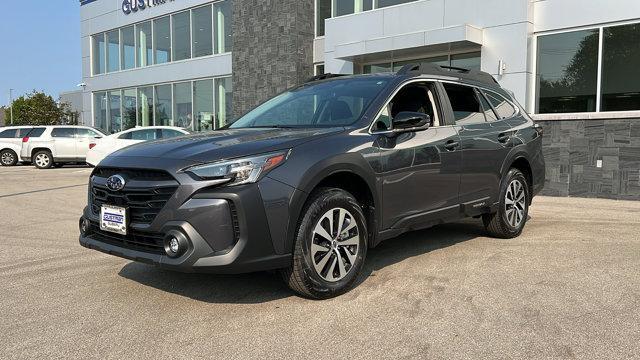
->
<box><xmin>79</xmin><ymin>217</ymin><xmax>91</xmax><ymax>236</ymax></box>
<box><xmin>169</xmin><ymin>237</ymin><xmax>180</xmax><ymax>253</ymax></box>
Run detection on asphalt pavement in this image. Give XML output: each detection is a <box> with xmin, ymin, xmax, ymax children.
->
<box><xmin>1</xmin><ymin>165</ymin><xmax>639</xmax><ymax>359</ymax></box>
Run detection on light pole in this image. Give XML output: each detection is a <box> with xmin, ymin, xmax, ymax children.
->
<box><xmin>8</xmin><ymin>88</ymin><xmax>14</xmax><ymax>125</ymax></box>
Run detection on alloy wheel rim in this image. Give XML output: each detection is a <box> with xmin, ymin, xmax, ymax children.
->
<box><xmin>36</xmin><ymin>154</ymin><xmax>49</xmax><ymax>167</ymax></box>
<box><xmin>1</xmin><ymin>152</ymin><xmax>14</xmax><ymax>165</ymax></box>
<box><xmin>311</xmin><ymin>207</ymin><xmax>360</xmax><ymax>282</ymax></box>
<box><xmin>505</xmin><ymin>179</ymin><xmax>526</xmax><ymax>227</ymax></box>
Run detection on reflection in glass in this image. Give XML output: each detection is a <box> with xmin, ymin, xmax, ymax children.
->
<box><xmin>106</xmin><ymin>30</ymin><xmax>120</xmax><ymax>72</ymax></box>
<box><xmin>363</xmin><ymin>63</ymin><xmax>392</xmax><ymax>74</ymax></box>
<box><xmin>601</xmin><ymin>23</ymin><xmax>640</xmax><ymax>111</ymax></box>
<box><xmin>172</xmin><ymin>11</ymin><xmax>191</xmax><ymax>61</ymax></box>
<box><xmin>193</xmin><ymin>5</ymin><xmax>213</xmax><ymax>57</ymax></box>
<box><xmin>214</xmin><ymin>1</ymin><xmax>232</xmax><ymax>54</ymax></box>
<box><xmin>122</xmin><ymin>89</ymin><xmax>137</xmax><ymax>130</ymax></box>
<box><xmin>316</xmin><ymin>0</ymin><xmax>331</xmax><ymax>36</ymax></box>
<box><xmin>335</xmin><ymin>0</ymin><xmax>373</xmax><ymax>16</ymax></box>
<box><xmin>136</xmin><ymin>21</ymin><xmax>153</xmax><ymax>67</ymax></box>
<box><xmin>154</xmin><ymin>16</ymin><xmax>171</xmax><ymax>64</ymax></box>
<box><xmin>377</xmin><ymin>0</ymin><xmax>418</xmax><ymax>8</ymax></box>
<box><xmin>451</xmin><ymin>52</ymin><xmax>481</xmax><ymax>70</ymax></box>
<box><xmin>173</xmin><ymin>82</ymin><xmax>193</xmax><ymax>129</ymax></box>
<box><xmin>194</xmin><ymin>80</ymin><xmax>214</xmax><ymax>131</ymax></box>
<box><xmin>215</xmin><ymin>77</ymin><xmax>233</xmax><ymax>128</ymax></box>
<box><xmin>154</xmin><ymin>85</ymin><xmax>172</xmax><ymax>126</ymax></box>
<box><xmin>92</xmin><ymin>34</ymin><xmax>105</xmax><ymax>75</ymax></box>
<box><xmin>536</xmin><ymin>29</ymin><xmax>599</xmax><ymax>113</ymax></box>
<box><xmin>393</xmin><ymin>55</ymin><xmax>448</xmax><ymax>72</ymax></box>
<box><xmin>108</xmin><ymin>90</ymin><xmax>122</xmax><ymax>133</ymax></box>
<box><xmin>94</xmin><ymin>92</ymin><xmax>108</xmax><ymax>133</ymax></box>
<box><xmin>121</xmin><ymin>26</ymin><xmax>135</xmax><ymax>70</ymax></box>
<box><xmin>137</xmin><ymin>87</ymin><xmax>154</xmax><ymax>126</ymax></box>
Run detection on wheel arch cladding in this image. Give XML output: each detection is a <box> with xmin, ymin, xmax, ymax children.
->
<box><xmin>508</xmin><ymin>156</ymin><xmax>533</xmax><ymax>203</ymax></box>
<box><xmin>32</xmin><ymin>147</ymin><xmax>53</xmax><ymax>157</ymax></box>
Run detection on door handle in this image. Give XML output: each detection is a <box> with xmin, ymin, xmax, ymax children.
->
<box><xmin>497</xmin><ymin>133</ymin><xmax>511</xmax><ymax>143</ymax></box>
<box><xmin>444</xmin><ymin>140</ymin><xmax>459</xmax><ymax>151</ymax></box>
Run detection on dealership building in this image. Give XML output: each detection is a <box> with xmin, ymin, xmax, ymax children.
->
<box><xmin>79</xmin><ymin>0</ymin><xmax>640</xmax><ymax>200</ymax></box>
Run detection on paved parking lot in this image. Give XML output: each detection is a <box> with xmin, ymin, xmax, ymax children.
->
<box><xmin>1</xmin><ymin>165</ymin><xmax>639</xmax><ymax>359</ymax></box>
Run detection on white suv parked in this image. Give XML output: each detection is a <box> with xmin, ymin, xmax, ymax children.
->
<box><xmin>0</xmin><ymin>126</ymin><xmax>34</xmax><ymax>166</ymax></box>
<box><xmin>21</xmin><ymin>126</ymin><xmax>106</xmax><ymax>169</ymax></box>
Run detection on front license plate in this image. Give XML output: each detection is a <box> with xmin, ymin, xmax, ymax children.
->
<box><xmin>100</xmin><ymin>204</ymin><xmax>127</xmax><ymax>235</ymax></box>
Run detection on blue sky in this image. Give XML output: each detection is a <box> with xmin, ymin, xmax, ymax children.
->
<box><xmin>0</xmin><ymin>2</ymin><xmax>81</xmax><ymax>106</ymax></box>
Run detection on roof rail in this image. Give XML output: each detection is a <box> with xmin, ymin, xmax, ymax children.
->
<box><xmin>305</xmin><ymin>73</ymin><xmax>347</xmax><ymax>83</ymax></box>
<box><xmin>396</xmin><ymin>63</ymin><xmax>498</xmax><ymax>86</ymax></box>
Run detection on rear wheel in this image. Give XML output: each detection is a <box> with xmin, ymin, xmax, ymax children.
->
<box><xmin>0</xmin><ymin>149</ymin><xmax>18</xmax><ymax>166</ymax></box>
<box><xmin>281</xmin><ymin>188</ymin><xmax>367</xmax><ymax>299</ymax></box>
<box><xmin>483</xmin><ymin>168</ymin><xmax>529</xmax><ymax>238</ymax></box>
<box><xmin>33</xmin><ymin>151</ymin><xmax>53</xmax><ymax>169</ymax></box>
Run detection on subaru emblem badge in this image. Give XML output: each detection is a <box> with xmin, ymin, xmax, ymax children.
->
<box><xmin>106</xmin><ymin>174</ymin><xmax>126</xmax><ymax>192</ymax></box>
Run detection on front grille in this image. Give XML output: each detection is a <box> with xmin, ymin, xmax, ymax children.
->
<box><xmin>90</xmin><ymin>167</ymin><xmax>179</xmax><ymax>225</ymax></box>
<box><xmin>89</xmin><ymin>222</ymin><xmax>165</xmax><ymax>255</ymax></box>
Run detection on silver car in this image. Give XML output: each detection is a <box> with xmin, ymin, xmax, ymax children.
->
<box><xmin>21</xmin><ymin>126</ymin><xmax>106</xmax><ymax>169</ymax></box>
<box><xmin>0</xmin><ymin>126</ymin><xmax>34</xmax><ymax>166</ymax></box>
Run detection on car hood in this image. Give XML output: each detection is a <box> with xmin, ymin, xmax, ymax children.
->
<box><xmin>106</xmin><ymin>127</ymin><xmax>343</xmax><ymax>163</ymax></box>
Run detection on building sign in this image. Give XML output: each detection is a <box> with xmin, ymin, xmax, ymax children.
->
<box><xmin>122</xmin><ymin>0</ymin><xmax>176</xmax><ymax>15</ymax></box>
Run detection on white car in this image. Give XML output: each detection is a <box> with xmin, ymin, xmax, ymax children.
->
<box><xmin>86</xmin><ymin>126</ymin><xmax>189</xmax><ymax>167</ymax></box>
<box><xmin>20</xmin><ymin>126</ymin><xmax>106</xmax><ymax>169</ymax></box>
<box><xmin>0</xmin><ymin>126</ymin><xmax>34</xmax><ymax>166</ymax></box>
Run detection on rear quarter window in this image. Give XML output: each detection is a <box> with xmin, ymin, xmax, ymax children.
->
<box><xmin>26</xmin><ymin>128</ymin><xmax>46</xmax><ymax>137</ymax></box>
<box><xmin>484</xmin><ymin>92</ymin><xmax>518</xmax><ymax>119</ymax></box>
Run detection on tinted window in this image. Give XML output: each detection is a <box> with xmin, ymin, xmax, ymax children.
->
<box><xmin>601</xmin><ymin>23</ymin><xmax>640</xmax><ymax>111</ymax></box>
<box><xmin>161</xmin><ymin>129</ymin><xmax>184</xmax><ymax>138</ymax></box>
<box><xmin>443</xmin><ymin>83</ymin><xmax>486</xmax><ymax>125</ymax></box>
<box><xmin>129</xmin><ymin>129</ymin><xmax>158</xmax><ymax>141</ymax></box>
<box><xmin>0</xmin><ymin>129</ymin><xmax>18</xmax><ymax>138</ymax></box>
<box><xmin>27</xmin><ymin>128</ymin><xmax>46</xmax><ymax>137</ymax></box>
<box><xmin>17</xmin><ymin>128</ymin><xmax>33</xmax><ymax>137</ymax></box>
<box><xmin>484</xmin><ymin>92</ymin><xmax>517</xmax><ymax>119</ymax></box>
<box><xmin>478</xmin><ymin>93</ymin><xmax>498</xmax><ymax>122</ymax></box>
<box><xmin>51</xmin><ymin>128</ymin><xmax>76</xmax><ymax>138</ymax></box>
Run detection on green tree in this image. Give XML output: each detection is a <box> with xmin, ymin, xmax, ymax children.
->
<box><xmin>3</xmin><ymin>91</ymin><xmax>78</xmax><ymax>126</ymax></box>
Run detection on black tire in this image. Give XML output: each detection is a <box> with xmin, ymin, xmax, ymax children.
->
<box><xmin>53</xmin><ymin>163</ymin><xmax>64</xmax><ymax>168</ymax></box>
<box><xmin>0</xmin><ymin>149</ymin><xmax>18</xmax><ymax>166</ymax></box>
<box><xmin>33</xmin><ymin>150</ymin><xmax>53</xmax><ymax>169</ymax></box>
<box><xmin>281</xmin><ymin>188</ymin><xmax>368</xmax><ymax>299</ymax></box>
<box><xmin>483</xmin><ymin>168</ymin><xmax>530</xmax><ymax>238</ymax></box>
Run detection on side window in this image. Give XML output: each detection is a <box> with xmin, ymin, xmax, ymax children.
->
<box><xmin>17</xmin><ymin>128</ymin><xmax>33</xmax><ymax>137</ymax></box>
<box><xmin>443</xmin><ymin>83</ymin><xmax>486</xmax><ymax>125</ymax></box>
<box><xmin>26</xmin><ymin>128</ymin><xmax>46</xmax><ymax>138</ymax></box>
<box><xmin>76</xmin><ymin>129</ymin><xmax>102</xmax><ymax>138</ymax></box>
<box><xmin>161</xmin><ymin>129</ymin><xmax>184</xmax><ymax>138</ymax></box>
<box><xmin>373</xmin><ymin>82</ymin><xmax>440</xmax><ymax>131</ymax></box>
<box><xmin>0</xmin><ymin>129</ymin><xmax>18</xmax><ymax>138</ymax></box>
<box><xmin>118</xmin><ymin>131</ymin><xmax>133</xmax><ymax>140</ymax></box>
<box><xmin>51</xmin><ymin>128</ymin><xmax>76</xmax><ymax>138</ymax></box>
<box><xmin>484</xmin><ymin>91</ymin><xmax>517</xmax><ymax>119</ymax></box>
<box><xmin>477</xmin><ymin>91</ymin><xmax>498</xmax><ymax>122</ymax></box>
<box><xmin>129</xmin><ymin>129</ymin><xmax>158</xmax><ymax>140</ymax></box>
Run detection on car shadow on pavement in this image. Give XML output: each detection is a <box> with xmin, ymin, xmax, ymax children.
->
<box><xmin>117</xmin><ymin>218</ymin><xmax>487</xmax><ymax>304</ymax></box>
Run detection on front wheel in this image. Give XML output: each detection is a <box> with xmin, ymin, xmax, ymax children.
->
<box><xmin>0</xmin><ymin>149</ymin><xmax>18</xmax><ymax>166</ymax></box>
<box><xmin>483</xmin><ymin>168</ymin><xmax>530</xmax><ymax>238</ymax></box>
<box><xmin>281</xmin><ymin>188</ymin><xmax>368</xmax><ymax>299</ymax></box>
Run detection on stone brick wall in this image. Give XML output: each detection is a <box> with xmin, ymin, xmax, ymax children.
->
<box><xmin>231</xmin><ymin>0</ymin><xmax>314</xmax><ymax>117</ymax></box>
<box><xmin>538</xmin><ymin>119</ymin><xmax>640</xmax><ymax>200</ymax></box>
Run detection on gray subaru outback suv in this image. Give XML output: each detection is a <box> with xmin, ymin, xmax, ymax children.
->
<box><xmin>79</xmin><ymin>64</ymin><xmax>545</xmax><ymax>299</ymax></box>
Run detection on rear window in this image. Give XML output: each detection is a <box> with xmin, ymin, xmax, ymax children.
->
<box><xmin>160</xmin><ymin>129</ymin><xmax>184</xmax><ymax>138</ymax></box>
<box><xmin>0</xmin><ymin>129</ymin><xmax>19</xmax><ymax>138</ymax></box>
<box><xmin>26</xmin><ymin>128</ymin><xmax>46</xmax><ymax>138</ymax></box>
<box><xmin>484</xmin><ymin>91</ymin><xmax>518</xmax><ymax>119</ymax></box>
<box><xmin>51</xmin><ymin>128</ymin><xmax>76</xmax><ymax>138</ymax></box>
<box><xmin>120</xmin><ymin>129</ymin><xmax>158</xmax><ymax>140</ymax></box>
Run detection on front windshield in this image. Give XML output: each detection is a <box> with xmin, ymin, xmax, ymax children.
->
<box><xmin>229</xmin><ymin>77</ymin><xmax>389</xmax><ymax>128</ymax></box>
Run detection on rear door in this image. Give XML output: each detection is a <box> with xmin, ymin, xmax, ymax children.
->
<box><xmin>21</xmin><ymin>127</ymin><xmax>46</xmax><ymax>159</ymax></box>
<box><xmin>51</xmin><ymin>128</ymin><xmax>77</xmax><ymax>159</ymax></box>
<box><xmin>442</xmin><ymin>82</ymin><xmax>514</xmax><ymax>208</ymax></box>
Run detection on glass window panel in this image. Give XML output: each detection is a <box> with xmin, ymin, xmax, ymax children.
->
<box><xmin>154</xmin><ymin>16</ymin><xmax>171</xmax><ymax>64</ymax></box>
<box><xmin>536</xmin><ymin>29</ymin><xmax>599</xmax><ymax>114</ymax></box>
<box><xmin>0</xmin><ymin>129</ymin><xmax>18</xmax><ymax>138</ymax></box>
<box><xmin>215</xmin><ymin>77</ymin><xmax>233</xmax><ymax>128</ymax></box>
<box><xmin>376</xmin><ymin>0</ymin><xmax>418</xmax><ymax>8</ymax></box>
<box><xmin>77</xmin><ymin>128</ymin><xmax>102</xmax><ymax>138</ymax></box>
<box><xmin>192</xmin><ymin>5</ymin><xmax>213</xmax><ymax>57</ymax></box>
<box><xmin>392</xmin><ymin>56</ymin><xmax>449</xmax><ymax>72</ymax></box>
<box><xmin>121</xmin><ymin>26</ymin><xmax>136</xmax><ymax>70</ymax></box>
<box><xmin>173</xmin><ymin>82</ymin><xmax>193</xmax><ymax>129</ymax></box>
<box><xmin>315</xmin><ymin>64</ymin><xmax>325</xmax><ymax>75</ymax></box>
<box><xmin>154</xmin><ymin>84</ymin><xmax>172</xmax><ymax>126</ymax></box>
<box><xmin>335</xmin><ymin>0</ymin><xmax>373</xmax><ymax>16</ymax></box>
<box><xmin>122</xmin><ymin>89</ymin><xmax>137</xmax><ymax>130</ymax></box>
<box><xmin>136</xmin><ymin>21</ymin><xmax>153</xmax><ymax>67</ymax></box>
<box><xmin>51</xmin><ymin>128</ymin><xmax>76</xmax><ymax>138</ymax></box>
<box><xmin>106</xmin><ymin>30</ymin><xmax>120</xmax><ymax>72</ymax></box>
<box><xmin>93</xmin><ymin>92</ymin><xmax>108</xmax><ymax>132</ymax></box>
<box><xmin>172</xmin><ymin>11</ymin><xmax>191</xmax><ymax>61</ymax></box>
<box><xmin>363</xmin><ymin>63</ymin><xmax>392</xmax><ymax>74</ymax></box>
<box><xmin>443</xmin><ymin>83</ymin><xmax>486</xmax><ymax>125</ymax></box>
<box><xmin>451</xmin><ymin>52</ymin><xmax>481</xmax><ymax>71</ymax></box>
<box><xmin>478</xmin><ymin>91</ymin><xmax>498</xmax><ymax>122</ymax></box>
<box><xmin>137</xmin><ymin>86</ymin><xmax>154</xmax><ymax>126</ymax></box>
<box><xmin>108</xmin><ymin>90</ymin><xmax>122</xmax><ymax>134</ymax></box>
<box><xmin>193</xmin><ymin>80</ymin><xmax>214</xmax><ymax>131</ymax></box>
<box><xmin>214</xmin><ymin>1</ymin><xmax>232</xmax><ymax>54</ymax></box>
<box><xmin>601</xmin><ymin>23</ymin><xmax>640</xmax><ymax>111</ymax></box>
<box><xmin>316</xmin><ymin>0</ymin><xmax>331</xmax><ymax>36</ymax></box>
<box><xmin>484</xmin><ymin>91</ymin><xmax>517</xmax><ymax>119</ymax></box>
<box><xmin>92</xmin><ymin>34</ymin><xmax>105</xmax><ymax>75</ymax></box>
<box><xmin>130</xmin><ymin>129</ymin><xmax>159</xmax><ymax>141</ymax></box>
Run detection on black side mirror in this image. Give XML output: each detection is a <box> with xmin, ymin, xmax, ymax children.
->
<box><xmin>391</xmin><ymin>111</ymin><xmax>431</xmax><ymax>133</ymax></box>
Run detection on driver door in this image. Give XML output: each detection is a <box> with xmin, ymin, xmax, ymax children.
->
<box><xmin>375</xmin><ymin>81</ymin><xmax>462</xmax><ymax>230</ymax></box>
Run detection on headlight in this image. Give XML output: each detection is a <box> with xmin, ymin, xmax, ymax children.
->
<box><xmin>184</xmin><ymin>150</ymin><xmax>290</xmax><ymax>186</ymax></box>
